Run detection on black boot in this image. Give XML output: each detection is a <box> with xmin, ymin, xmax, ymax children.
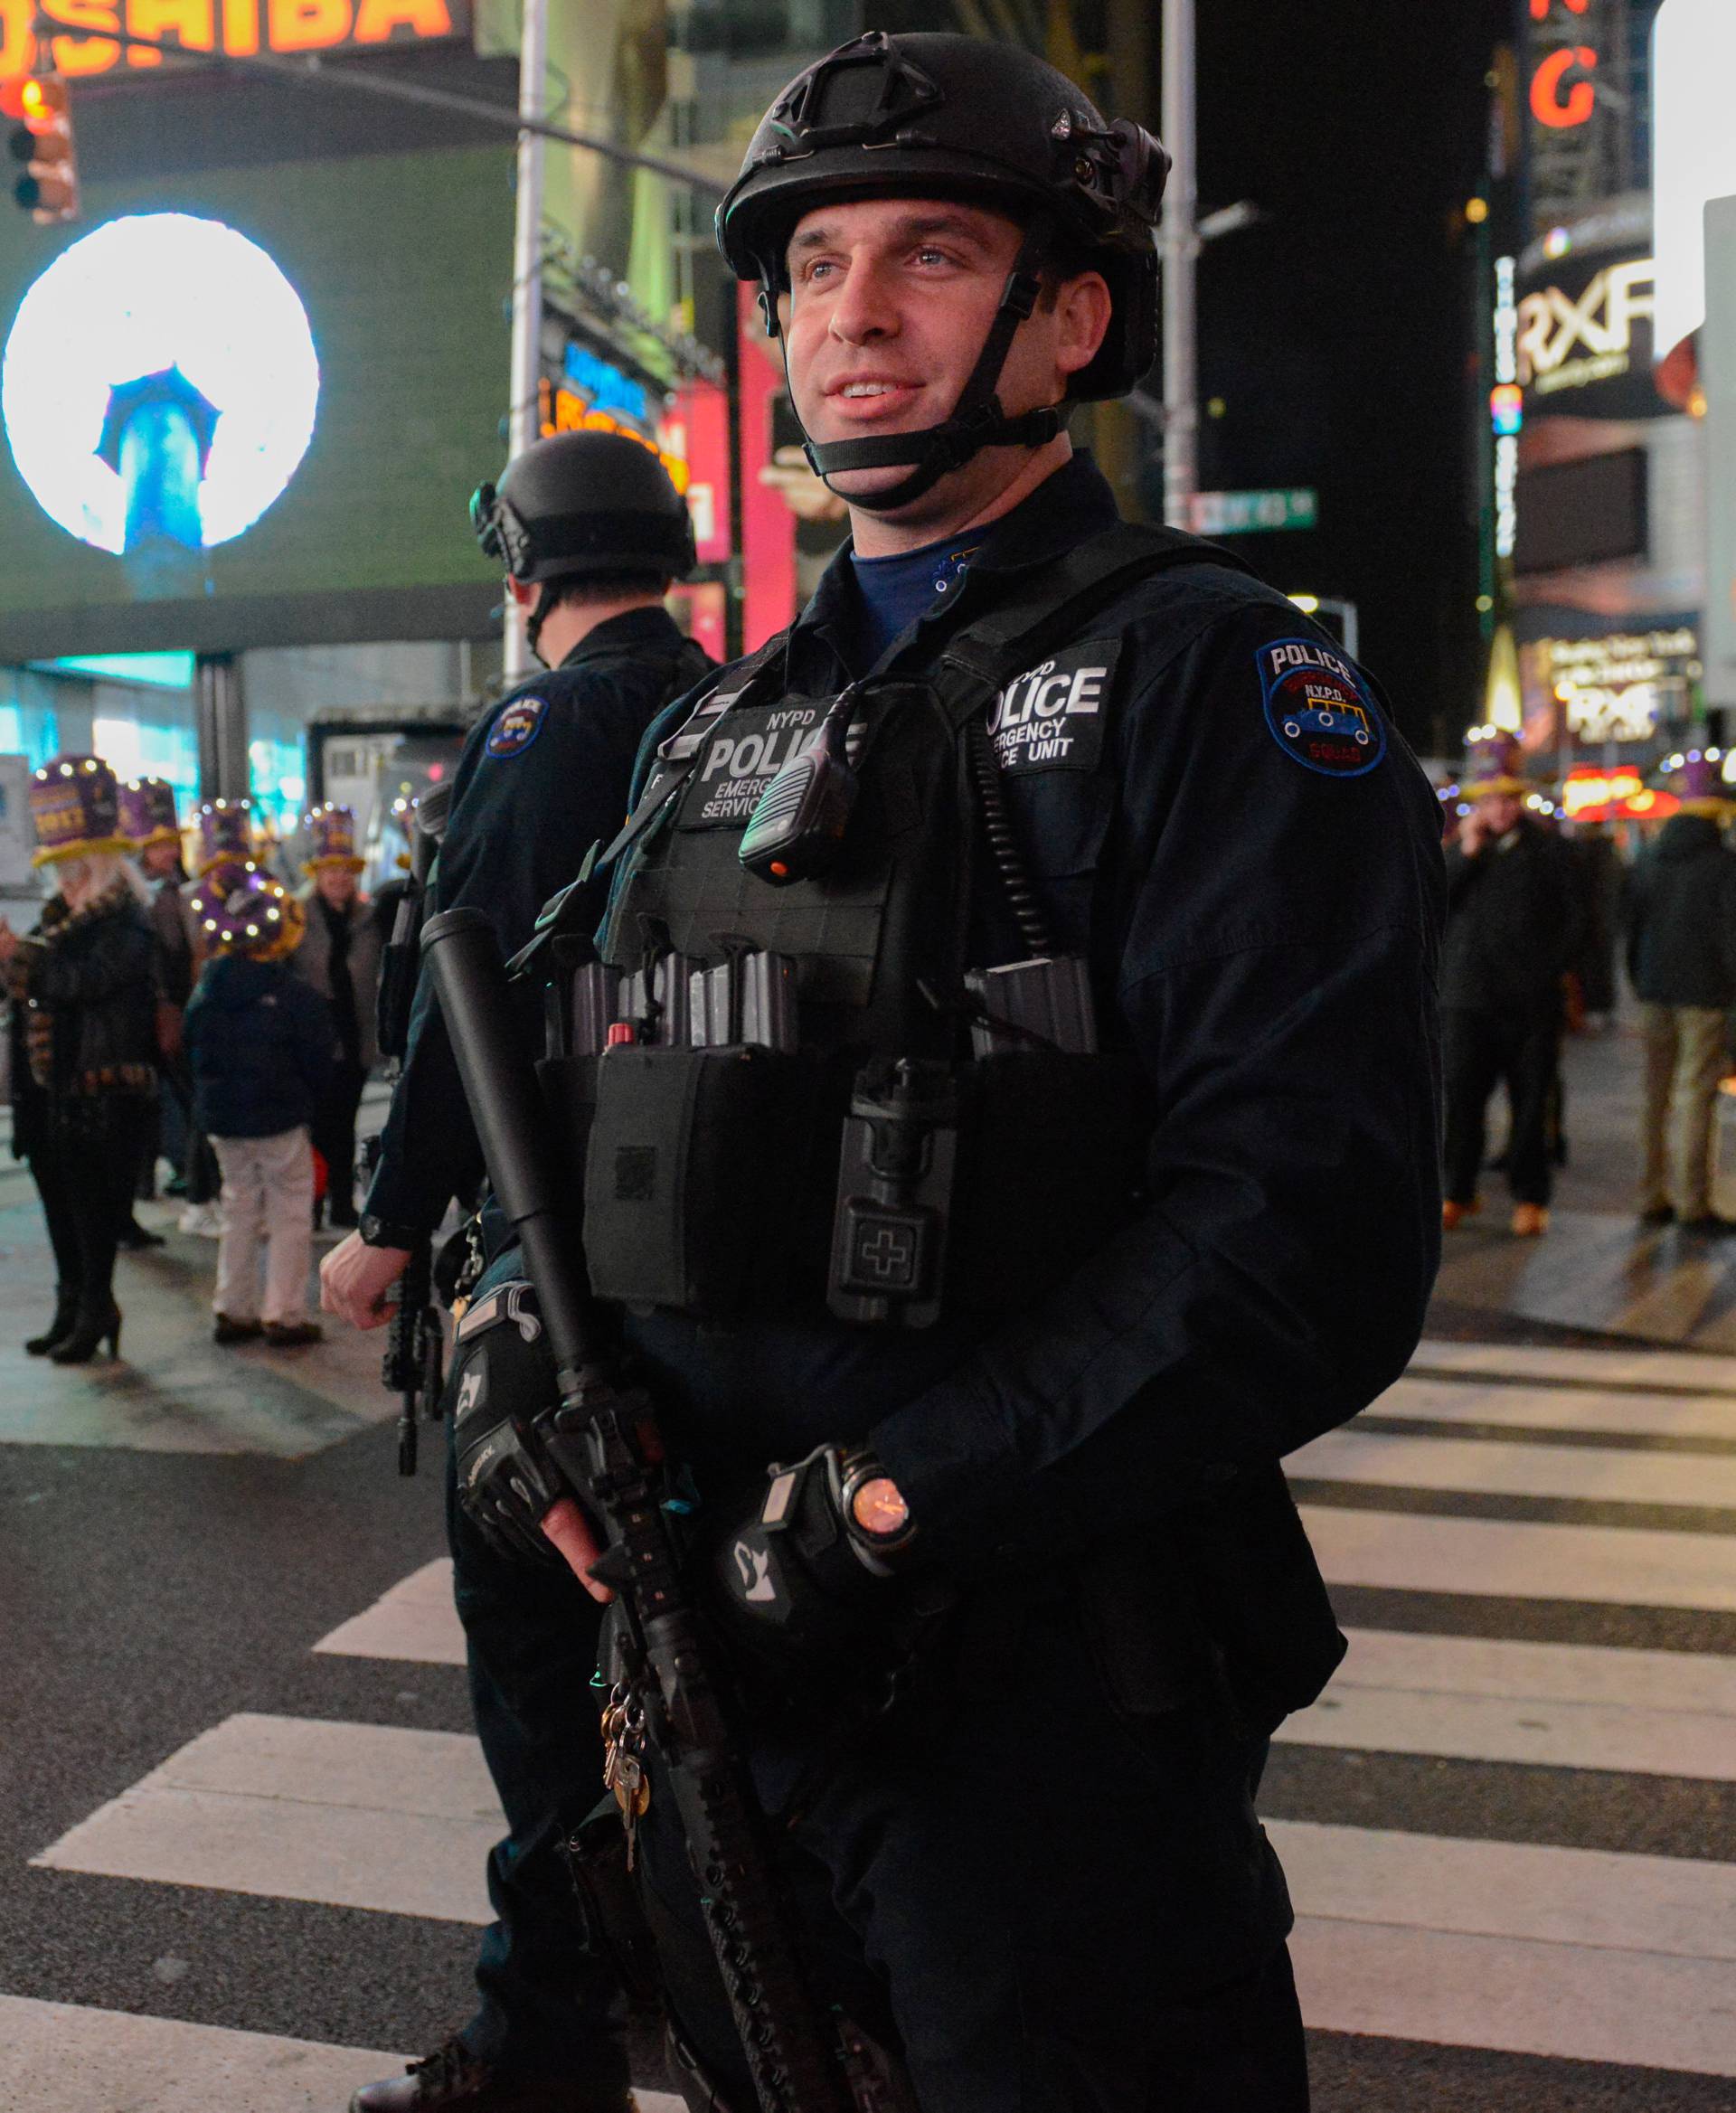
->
<box><xmin>25</xmin><ymin>1285</ymin><xmax>80</xmax><ymax>1356</ymax></box>
<box><xmin>49</xmin><ymin>1299</ymin><xmax>122</xmax><ymax>1364</ymax></box>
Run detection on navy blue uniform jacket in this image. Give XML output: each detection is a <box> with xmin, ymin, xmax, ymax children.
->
<box><xmin>367</xmin><ymin>606</ymin><xmax>711</xmax><ymax>1234</ymax></box>
<box><xmin>613</xmin><ymin>455</ymin><xmax>1446</xmax><ymax>1565</ymax></box>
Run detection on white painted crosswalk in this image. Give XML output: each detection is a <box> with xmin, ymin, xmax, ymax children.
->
<box><xmin>14</xmin><ymin>1332</ymin><xmax>1736</xmax><ymax>2104</ymax></box>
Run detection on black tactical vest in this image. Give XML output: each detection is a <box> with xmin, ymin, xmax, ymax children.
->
<box><xmin>558</xmin><ymin>526</ymin><xmax>1247</xmax><ymax>1325</ymax></box>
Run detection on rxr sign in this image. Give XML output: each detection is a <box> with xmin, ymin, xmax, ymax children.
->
<box><xmin>1516</xmin><ymin>258</ymin><xmax>1654</xmax><ymax>399</ymax></box>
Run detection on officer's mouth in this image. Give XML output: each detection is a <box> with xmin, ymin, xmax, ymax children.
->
<box><xmin>821</xmin><ymin>375</ymin><xmax>925</xmax><ymax>424</ymax></box>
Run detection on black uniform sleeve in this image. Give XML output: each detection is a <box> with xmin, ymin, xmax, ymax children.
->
<box><xmin>870</xmin><ymin>600</ymin><xmax>1446</xmax><ymax>1564</ymax></box>
<box><xmin>365</xmin><ymin>671</ymin><xmax>655</xmax><ymax>1234</ymax></box>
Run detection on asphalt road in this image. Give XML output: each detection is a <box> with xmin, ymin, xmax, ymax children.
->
<box><xmin>4</xmin><ymin>1023</ymin><xmax>1735</xmax><ymax>2111</ymax></box>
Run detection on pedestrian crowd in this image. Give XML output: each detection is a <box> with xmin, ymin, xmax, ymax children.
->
<box><xmin>1439</xmin><ymin>729</ymin><xmax>1736</xmax><ymax>1241</ymax></box>
<box><xmin>0</xmin><ymin>756</ymin><xmax>388</xmax><ymax>1362</ymax></box>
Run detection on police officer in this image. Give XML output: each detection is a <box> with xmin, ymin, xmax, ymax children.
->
<box><xmin>449</xmin><ymin>31</ymin><xmax>1443</xmax><ymax>2112</ymax></box>
<box><xmin>322</xmin><ymin>428</ymin><xmax>711</xmax><ymax>2113</ymax></box>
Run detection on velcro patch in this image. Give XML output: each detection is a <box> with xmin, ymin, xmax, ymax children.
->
<box><xmin>987</xmin><ymin>639</ymin><xmax>1119</xmax><ymax>775</ymax></box>
<box><xmin>486</xmin><ymin>694</ymin><xmax>547</xmax><ymax>759</ymax></box>
<box><xmin>1258</xmin><ymin>638</ymin><xmax>1385</xmax><ymax>778</ymax></box>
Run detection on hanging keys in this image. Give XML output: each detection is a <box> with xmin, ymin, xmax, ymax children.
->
<box><xmin>600</xmin><ymin>1684</ymin><xmax>651</xmax><ymax>1870</ymax></box>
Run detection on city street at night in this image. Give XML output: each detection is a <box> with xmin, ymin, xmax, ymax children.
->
<box><xmin>5</xmin><ymin>1024</ymin><xmax>1736</xmax><ymax>2110</ymax></box>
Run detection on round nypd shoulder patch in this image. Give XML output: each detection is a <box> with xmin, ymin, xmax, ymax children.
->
<box><xmin>1257</xmin><ymin>637</ymin><xmax>1386</xmax><ymax>778</ymax></box>
<box><xmin>486</xmin><ymin>694</ymin><xmax>547</xmax><ymax>759</ymax></box>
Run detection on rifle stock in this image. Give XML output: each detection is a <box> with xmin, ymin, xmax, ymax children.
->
<box><xmin>420</xmin><ymin>904</ymin><xmax>879</xmax><ymax>2113</ymax></box>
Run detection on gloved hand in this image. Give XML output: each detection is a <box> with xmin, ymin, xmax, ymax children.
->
<box><xmin>452</xmin><ymin>1377</ymin><xmax>572</xmax><ymax>1567</ymax></box>
<box><xmin>710</xmin><ymin>1443</ymin><xmax>927</xmax><ymax>1677</ymax></box>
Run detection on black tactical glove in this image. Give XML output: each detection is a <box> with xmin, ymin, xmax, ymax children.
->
<box><xmin>711</xmin><ymin>1443</ymin><xmax>929</xmax><ymax>1678</ymax></box>
<box><xmin>452</xmin><ymin>1378</ymin><xmax>571</xmax><ymax>1566</ymax></box>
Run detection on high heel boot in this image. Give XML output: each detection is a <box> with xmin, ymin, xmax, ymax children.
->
<box><xmin>26</xmin><ymin>1285</ymin><xmax>80</xmax><ymax>1356</ymax></box>
<box><xmin>49</xmin><ymin>1299</ymin><xmax>122</xmax><ymax>1364</ymax></box>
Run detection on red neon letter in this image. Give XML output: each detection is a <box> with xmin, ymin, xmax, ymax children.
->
<box><xmin>1531</xmin><ymin>45</ymin><xmax>1597</xmax><ymax>129</ymax></box>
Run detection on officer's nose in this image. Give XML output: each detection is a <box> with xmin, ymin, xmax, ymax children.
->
<box><xmin>828</xmin><ymin>253</ymin><xmax>901</xmax><ymax>346</ymax></box>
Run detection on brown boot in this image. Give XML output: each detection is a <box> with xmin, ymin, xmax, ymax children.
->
<box><xmin>1441</xmin><ymin>1197</ymin><xmax>1481</xmax><ymax>1231</ymax></box>
<box><xmin>1511</xmin><ymin>1203</ymin><xmax>1549</xmax><ymax>1238</ymax></box>
<box><xmin>349</xmin><ymin>2037</ymin><xmax>636</xmax><ymax>2111</ymax></box>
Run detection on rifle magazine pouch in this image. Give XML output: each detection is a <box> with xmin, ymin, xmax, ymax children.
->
<box><xmin>582</xmin><ymin>1045</ymin><xmax>830</xmax><ymax>1315</ymax></box>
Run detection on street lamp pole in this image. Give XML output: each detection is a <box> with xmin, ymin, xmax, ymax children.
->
<box><xmin>504</xmin><ymin>0</ymin><xmax>548</xmax><ymax>683</ymax></box>
<box><xmin>1160</xmin><ymin>0</ymin><xmax>1198</xmax><ymax>532</ymax></box>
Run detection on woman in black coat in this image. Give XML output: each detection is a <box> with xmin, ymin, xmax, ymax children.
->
<box><xmin>1</xmin><ymin>757</ymin><xmax>158</xmax><ymax>1363</ymax></box>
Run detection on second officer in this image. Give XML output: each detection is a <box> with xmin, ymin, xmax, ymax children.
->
<box><xmin>323</xmin><ymin>427</ymin><xmax>712</xmax><ymax>2113</ymax></box>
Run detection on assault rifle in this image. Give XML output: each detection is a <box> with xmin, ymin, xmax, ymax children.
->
<box><xmin>421</xmin><ymin>904</ymin><xmax>892</xmax><ymax>2113</ymax></box>
<box><xmin>385</xmin><ymin>1233</ymin><xmax>445</xmax><ymax>1477</ymax></box>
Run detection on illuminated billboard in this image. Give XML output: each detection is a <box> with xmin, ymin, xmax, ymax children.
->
<box><xmin>0</xmin><ymin>0</ymin><xmax>472</xmax><ymax>79</ymax></box>
<box><xmin>3</xmin><ymin>212</ymin><xmax>319</xmax><ymax>561</ymax></box>
<box><xmin>0</xmin><ymin>141</ymin><xmax>511</xmax><ymax>659</ymax></box>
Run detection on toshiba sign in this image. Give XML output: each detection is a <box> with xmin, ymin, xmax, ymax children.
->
<box><xmin>0</xmin><ymin>0</ymin><xmax>469</xmax><ymax>79</ymax></box>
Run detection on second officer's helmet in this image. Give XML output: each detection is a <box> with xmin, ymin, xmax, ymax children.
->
<box><xmin>717</xmin><ymin>31</ymin><xmax>1170</xmax><ymax>405</ymax></box>
<box><xmin>471</xmin><ymin>429</ymin><xmax>697</xmax><ymax>591</ymax></box>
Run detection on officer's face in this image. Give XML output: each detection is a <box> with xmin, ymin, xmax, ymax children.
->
<box><xmin>781</xmin><ymin>197</ymin><xmax>1109</xmax><ymax>514</ymax></box>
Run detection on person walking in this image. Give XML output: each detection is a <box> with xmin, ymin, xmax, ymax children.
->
<box><xmin>117</xmin><ymin>775</ymin><xmax>188</xmax><ymax>1244</ymax></box>
<box><xmin>184</xmin><ymin>873</ymin><xmax>332</xmax><ymax>1346</ymax></box>
<box><xmin>1626</xmin><ymin>754</ymin><xmax>1736</xmax><ymax>1232</ymax></box>
<box><xmin>1441</xmin><ymin>731</ymin><xmax>1583</xmax><ymax>1236</ymax></box>
<box><xmin>291</xmin><ymin>804</ymin><xmax>380</xmax><ymax>1229</ymax></box>
<box><xmin>174</xmin><ymin>799</ymin><xmax>259</xmax><ymax>1237</ymax></box>
<box><xmin>0</xmin><ymin>755</ymin><xmax>158</xmax><ymax>1363</ymax></box>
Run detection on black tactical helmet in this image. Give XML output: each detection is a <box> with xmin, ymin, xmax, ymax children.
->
<box><xmin>716</xmin><ymin>31</ymin><xmax>1168</xmax><ymax>506</ymax></box>
<box><xmin>471</xmin><ymin>429</ymin><xmax>697</xmax><ymax>590</ymax></box>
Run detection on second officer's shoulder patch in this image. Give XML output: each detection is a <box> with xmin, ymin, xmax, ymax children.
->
<box><xmin>1257</xmin><ymin>637</ymin><xmax>1385</xmax><ymax>779</ymax></box>
<box><xmin>486</xmin><ymin>694</ymin><xmax>548</xmax><ymax>759</ymax></box>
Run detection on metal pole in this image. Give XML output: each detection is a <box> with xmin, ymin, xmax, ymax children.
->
<box><xmin>193</xmin><ymin>653</ymin><xmax>246</xmax><ymax>801</ymax></box>
<box><xmin>503</xmin><ymin>0</ymin><xmax>548</xmax><ymax>684</ymax></box>
<box><xmin>1160</xmin><ymin>0</ymin><xmax>1197</xmax><ymax>532</ymax></box>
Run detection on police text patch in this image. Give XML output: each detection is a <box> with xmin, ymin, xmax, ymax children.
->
<box><xmin>684</xmin><ymin>701</ymin><xmax>827</xmax><ymax>827</ymax></box>
<box><xmin>486</xmin><ymin>695</ymin><xmax>547</xmax><ymax>759</ymax></box>
<box><xmin>1257</xmin><ymin>639</ymin><xmax>1385</xmax><ymax>778</ymax></box>
<box><xmin>987</xmin><ymin>639</ymin><xmax>1119</xmax><ymax>775</ymax></box>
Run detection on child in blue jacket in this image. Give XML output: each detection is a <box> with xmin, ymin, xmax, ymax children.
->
<box><xmin>183</xmin><ymin>879</ymin><xmax>334</xmax><ymax>1345</ymax></box>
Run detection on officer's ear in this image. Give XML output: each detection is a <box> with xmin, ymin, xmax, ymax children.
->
<box><xmin>1051</xmin><ymin>269</ymin><xmax>1112</xmax><ymax>382</ymax></box>
<box><xmin>505</xmin><ymin>576</ymin><xmax>539</xmax><ymax>613</ymax></box>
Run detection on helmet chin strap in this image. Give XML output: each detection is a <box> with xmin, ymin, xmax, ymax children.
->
<box><xmin>783</xmin><ymin>214</ymin><xmax>1068</xmax><ymax>514</ymax></box>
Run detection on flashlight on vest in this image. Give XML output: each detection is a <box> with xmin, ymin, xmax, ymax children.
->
<box><xmin>738</xmin><ymin>689</ymin><xmax>860</xmax><ymax>886</ymax></box>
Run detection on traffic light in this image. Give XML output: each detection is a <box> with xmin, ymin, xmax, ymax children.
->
<box><xmin>1</xmin><ymin>73</ymin><xmax>77</xmax><ymax>224</ymax></box>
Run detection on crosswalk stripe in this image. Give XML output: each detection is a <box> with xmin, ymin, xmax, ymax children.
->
<box><xmin>1303</xmin><ymin>1501</ymin><xmax>1736</xmax><ymax>1609</ymax></box>
<box><xmin>1270</xmin><ymin>1816</ymin><xmax>1736</xmax><ymax>1963</ymax></box>
<box><xmin>1411</xmin><ymin>1336</ymin><xmax>1736</xmax><ymax>1394</ymax></box>
<box><xmin>1373</xmin><ymin>1373</ymin><xmax>1736</xmax><ymax>1442</ymax></box>
<box><xmin>1290</xmin><ymin>1919</ymin><xmax>1736</xmax><ymax>2078</ymax></box>
<box><xmin>1282</xmin><ymin>1627</ymin><xmax>1736</xmax><ymax>1778</ymax></box>
<box><xmin>1288</xmin><ymin>1428</ymin><xmax>1736</xmax><ymax>1508</ymax></box>
<box><xmin>0</xmin><ymin>1995</ymin><xmax>406</xmax><ymax>2113</ymax></box>
<box><xmin>0</xmin><ymin>1994</ymin><xmax>688</xmax><ymax>2113</ymax></box>
<box><xmin>32</xmin><ymin>1715</ymin><xmax>500</xmax><ymax>1926</ymax></box>
<box><xmin>313</xmin><ymin>1559</ymin><xmax>466</xmax><ymax>1666</ymax></box>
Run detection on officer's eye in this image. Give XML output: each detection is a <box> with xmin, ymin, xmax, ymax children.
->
<box><xmin>798</xmin><ymin>257</ymin><xmax>840</xmax><ymax>285</ymax></box>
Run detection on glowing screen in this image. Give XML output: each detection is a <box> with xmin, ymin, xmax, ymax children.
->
<box><xmin>0</xmin><ymin>143</ymin><xmax>512</xmax><ymax>659</ymax></box>
<box><xmin>3</xmin><ymin>213</ymin><xmax>319</xmax><ymax>555</ymax></box>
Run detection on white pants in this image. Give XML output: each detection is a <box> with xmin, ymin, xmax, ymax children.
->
<box><xmin>211</xmin><ymin>1127</ymin><xmax>315</xmax><ymax>1326</ymax></box>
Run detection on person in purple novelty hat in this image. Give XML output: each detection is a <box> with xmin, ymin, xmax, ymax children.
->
<box><xmin>0</xmin><ymin>756</ymin><xmax>157</xmax><ymax>1363</ymax></box>
<box><xmin>290</xmin><ymin>804</ymin><xmax>382</xmax><ymax>1229</ymax></box>
<box><xmin>172</xmin><ymin>798</ymin><xmax>262</xmax><ymax>1236</ymax></box>
<box><xmin>184</xmin><ymin>873</ymin><xmax>333</xmax><ymax>1346</ymax></box>
<box><xmin>1441</xmin><ymin>731</ymin><xmax>1583</xmax><ymax>1239</ymax></box>
<box><xmin>116</xmin><ymin>776</ymin><xmax>190</xmax><ymax>1244</ymax></box>
<box><xmin>1625</xmin><ymin>751</ymin><xmax>1736</xmax><ymax>1234</ymax></box>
